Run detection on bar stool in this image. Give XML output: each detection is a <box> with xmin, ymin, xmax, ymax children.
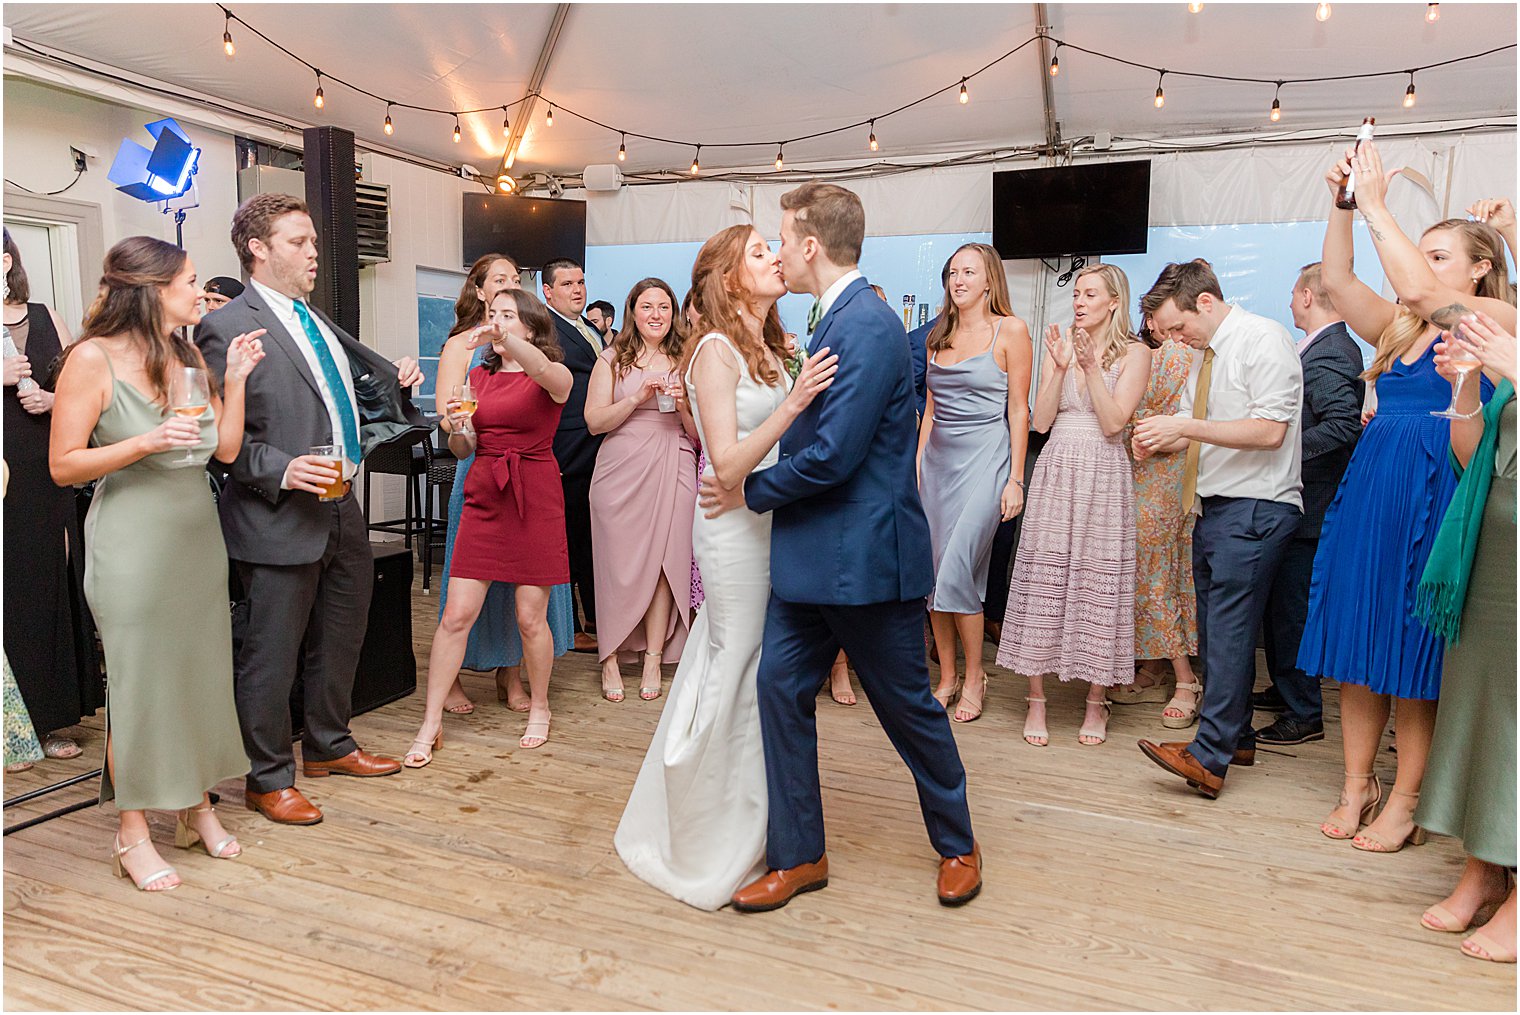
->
<box><xmin>363</xmin><ymin>428</ymin><xmax>449</xmax><ymax>591</ymax></box>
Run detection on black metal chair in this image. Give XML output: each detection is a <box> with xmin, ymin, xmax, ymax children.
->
<box><xmin>363</xmin><ymin>425</ymin><xmax>450</xmax><ymax>593</ymax></box>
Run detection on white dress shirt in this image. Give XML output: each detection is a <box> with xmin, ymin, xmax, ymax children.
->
<box><xmin>251</xmin><ymin>277</ymin><xmax>359</xmax><ymax>478</ymax></box>
<box><xmin>1180</xmin><ymin>304</ymin><xmax>1304</xmax><ymax>510</ymax></box>
<box><xmin>816</xmin><ymin>268</ymin><xmax>863</xmax><ymax>321</ymax></box>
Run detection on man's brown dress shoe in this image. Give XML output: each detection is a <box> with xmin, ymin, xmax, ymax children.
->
<box><xmin>938</xmin><ymin>843</ymin><xmax>982</xmax><ymax>906</ymax></box>
<box><xmin>303</xmin><ymin>748</ymin><xmax>402</xmax><ymax>779</ymax></box>
<box><xmin>245</xmin><ymin>786</ymin><xmax>323</xmax><ymax>825</ymax></box>
<box><xmin>1232</xmin><ymin>747</ymin><xmax>1256</xmax><ymax>767</ymax></box>
<box><xmin>1137</xmin><ymin>740</ymin><xmax>1224</xmax><ymax>799</ymax></box>
<box><xmin>572</xmin><ymin>632</ymin><xmax>598</xmax><ymax>654</ymax></box>
<box><xmin>731</xmin><ymin>857</ymin><xmax>829</xmax><ymax>912</ymax></box>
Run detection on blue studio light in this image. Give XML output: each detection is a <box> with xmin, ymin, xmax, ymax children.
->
<box><xmin>108</xmin><ymin>118</ymin><xmax>200</xmax><ymax>201</ymax></box>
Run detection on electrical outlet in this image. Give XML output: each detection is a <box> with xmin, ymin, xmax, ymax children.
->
<box><xmin>70</xmin><ymin>147</ymin><xmax>88</xmax><ymax>173</ymax></box>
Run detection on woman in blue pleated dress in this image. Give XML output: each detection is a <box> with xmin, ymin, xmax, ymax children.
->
<box><xmin>434</xmin><ymin>254</ymin><xmax>572</xmax><ymax>714</ymax></box>
<box><xmin>1297</xmin><ymin>145</ymin><xmax>1512</xmax><ymax>853</ymax></box>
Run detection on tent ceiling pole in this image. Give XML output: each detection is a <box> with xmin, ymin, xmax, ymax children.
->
<box><xmin>1034</xmin><ymin>3</ymin><xmax>1060</xmax><ymax>156</ymax></box>
<box><xmin>502</xmin><ymin>3</ymin><xmax>572</xmax><ymax>173</ymax></box>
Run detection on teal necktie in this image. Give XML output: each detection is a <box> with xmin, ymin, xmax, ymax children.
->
<box><xmin>806</xmin><ymin>299</ymin><xmax>823</xmax><ymax>335</ymax></box>
<box><xmin>292</xmin><ymin>300</ymin><xmax>361</xmax><ymax>464</ymax></box>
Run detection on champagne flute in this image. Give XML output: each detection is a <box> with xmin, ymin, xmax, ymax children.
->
<box><xmin>1431</xmin><ymin>336</ymin><xmax>1480</xmax><ymax>419</ymax></box>
<box><xmin>453</xmin><ymin>381</ymin><xmax>478</xmax><ymax>434</ymax></box>
<box><xmin>167</xmin><ymin>366</ymin><xmax>210</xmax><ymax>465</ymax></box>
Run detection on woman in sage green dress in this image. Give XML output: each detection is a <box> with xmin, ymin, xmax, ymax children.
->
<box><xmin>1414</xmin><ymin>312</ymin><xmax>1516</xmax><ymax>964</ymax></box>
<box><xmin>50</xmin><ymin>237</ymin><xmax>264</xmax><ymax>892</ymax></box>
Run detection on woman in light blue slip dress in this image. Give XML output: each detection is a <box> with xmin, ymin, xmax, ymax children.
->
<box><xmin>915</xmin><ymin>243</ymin><xmax>1033</xmax><ymax>722</ymax></box>
<box><xmin>434</xmin><ymin>254</ymin><xmax>572</xmax><ymax>714</ymax></box>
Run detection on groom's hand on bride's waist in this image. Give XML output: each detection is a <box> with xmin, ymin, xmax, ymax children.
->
<box><xmin>698</xmin><ymin>474</ymin><xmax>746</xmax><ymax>518</ymax></box>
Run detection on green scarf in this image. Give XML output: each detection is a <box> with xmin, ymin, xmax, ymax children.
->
<box><xmin>1415</xmin><ymin>377</ymin><xmax>1515</xmax><ymax>645</ymax></box>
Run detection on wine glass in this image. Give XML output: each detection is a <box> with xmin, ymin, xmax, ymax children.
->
<box><xmin>167</xmin><ymin>367</ymin><xmax>210</xmax><ymax>465</ymax></box>
<box><xmin>1431</xmin><ymin>339</ymin><xmax>1480</xmax><ymax>419</ymax></box>
<box><xmin>452</xmin><ymin>381</ymin><xmax>477</xmax><ymax>434</ymax></box>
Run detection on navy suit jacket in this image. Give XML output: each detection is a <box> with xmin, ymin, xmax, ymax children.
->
<box><xmin>1298</xmin><ymin>322</ymin><xmax>1364</xmax><ymax>538</ymax></box>
<box><xmin>744</xmin><ymin>277</ymin><xmax>934</xmax><ymax>605</ymax></box>
<box><xmin>906</xmin><ymin>316</ymin><xmax>933</xmax><ymax>417</ymax></box>
<box><xmin>549</xmin><ymin>311</ymin><xmax>605</xmax><ymax>478</ymax></box>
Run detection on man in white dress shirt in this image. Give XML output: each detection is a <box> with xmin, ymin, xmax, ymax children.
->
<box><xmin>197</xmin><ymin>194</ymin><xmax>425</xmax><ymax>825</ymax></box>
<box><xmin>1131</xmin><ymin>259</ymin><xmax>1303</xmax><ymax>799</ymax></box>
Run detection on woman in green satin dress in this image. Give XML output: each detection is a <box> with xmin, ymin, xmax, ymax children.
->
<box><xmin>1418</xmin><ymin>311</ymin><xmax>1516</xmax><ymax>964</ymax></box>
<box><xmin>50</xmin><ymin>237</ymin><xmax>265</xmax><ymax>892</ymax></box>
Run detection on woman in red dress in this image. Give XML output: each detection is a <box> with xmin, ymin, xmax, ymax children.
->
<box><xmin>405</xmin><ymin>290</ymin><xmax>573</xmax><ymax>761</ymax></box>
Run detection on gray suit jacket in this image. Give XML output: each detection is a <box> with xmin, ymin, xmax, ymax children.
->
<box><xmin>196</xmin><ymin>285</ymin><xmax>427</xmax><ymax>565</ymax></box>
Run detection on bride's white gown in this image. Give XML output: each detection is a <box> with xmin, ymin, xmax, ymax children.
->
<box><xmin>614</xmin><ymin>332</ymin><xmax>787</xmax><ymax>910</ymax></box>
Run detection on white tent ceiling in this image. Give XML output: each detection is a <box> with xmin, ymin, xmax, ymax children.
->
<box><xmin>4</xmin><ymin>2</ymin><xmax>1516</xmax><ymax>179</ymax></box>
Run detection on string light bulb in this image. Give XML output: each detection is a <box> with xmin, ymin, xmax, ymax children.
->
<box><xmin>959</xmin><ymin>78</ymin><xmax>969</xmax><ymax>104</ymax></box>
<box><xmin>1426</xmin><ymin>2</ymin><xmax>1440</xmax><ymax>21</ymax></box>
<box><xmin>452</xmin><ymin>116</ymin><xmax>461</xmax><ymax>144</ymax></box>
<box><xmin>1049</xmin><ymin>45</ymin><xmax>1060</xmax><ymax>77</ymax></box>
<box><xmin>1270</xmin><ymin>81</ymin><xmax>1283</xmax><ymax>122</ymax></box>
<box><xmin>690</xmin><ymin>145</ymin><xmax>700</xmax><ymax>176</ymax></box>
<box><xmin>1188</xmin><ymin>2</ymin><xmax>1204</xmax><ymax>11</ymax></box>
<box><xmin>546</xmin><ymin>104</ymin><xmax>554</xmax><ymax>127</ymax></box>
<box><xmin>222</xmin><ymin>13</ymin><xmax>235</xmax><ymax>58</ymax></box>
<box><xmin>501</xmin><ymin>108</ymin><xmax>511</xmax><ymax>138</ymax></box>
<box><xmin>1154</xmin><ymin>71</ymin><xmax>1166</xmax><ymax>109</ymax></box>
<box><xmin>774</xmin><ymin>145</ymin><xmax>784</xmax><ymax>171</ymax></box>
<box><xmin>313</xmin><ymin>71</ymin><xmax>324</xmax><ymax>110</ymax></box>
<box><xmin>383</xmin><ymin>103</ymin><xmax>394</xmax><ymax>136</ymax></box>
<box><xmin>868</xmin><ymin>120</ymin><xmax>879</xmax><ymax>152</ymax></box>
<box><xmin>1315</xmin><ymin>2</ymin><xmax>1332</xmax><ymax>21</ymax></box>
<box><xmin>1404</xmin><ymin>72</ymin><xmax>1417</xmax><ymax>108</ymax></box>
<box><xmin>617</xmin><ymin>133</ymin><xmax>626</xmax><ymax>162</ymax></box>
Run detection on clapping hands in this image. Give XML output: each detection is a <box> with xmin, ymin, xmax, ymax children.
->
<box><xmin>1043</xmin><ymin>324</ymin><xmax>1073</xmax><ymax>371</ymax></box>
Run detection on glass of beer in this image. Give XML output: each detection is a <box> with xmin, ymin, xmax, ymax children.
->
<box><xmin>452</xmin><ymin>381</ymin><xmax>478</xmax><ymax>434</ymax></box>
<box><xmin>167</xmin><ymin>366</ymin><xmax>210</xmax><ymax>465</ymax></box>
<box><xmin>310</xmin><ymin>443</ymin><xmax>346</xmax><ymax>501</ymax></box>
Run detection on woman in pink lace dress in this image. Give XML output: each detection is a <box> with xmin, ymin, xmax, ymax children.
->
<box><xmin>996</xmin><ymin>265</ymin><xmax>1150</xmax><ymax>746</ymax></box>
<box><xmin>1110</xmin><ymin>326</ymin><xmax>1200</xmax><ymax>729</ymax></box>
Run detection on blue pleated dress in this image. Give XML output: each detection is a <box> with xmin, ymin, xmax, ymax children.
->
<box><xmin>437</xmin><ymin>347</ymin><xmax>574</xmax><ymax>668</ymax></box>
<box><xmin>1296</xmin><ymin>341</ymin><xmax>1493</xmax><ymax>701</ymax></box>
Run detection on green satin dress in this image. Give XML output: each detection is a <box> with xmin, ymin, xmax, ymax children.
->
<box><xmin>1415</xmin><ymin>399</ymin><xmax>1516</xmax><ymax>867</ymax></box>
<box><xmin>85</xmin><ymin>360</ymin><xmax>248</xmax><ymax>810</ymax></box>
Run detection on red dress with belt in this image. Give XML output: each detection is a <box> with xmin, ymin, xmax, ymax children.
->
<box><xmin>449</xmin><ymin>365</ymin><xmax>570</xmax><ymax>586</ymax></box>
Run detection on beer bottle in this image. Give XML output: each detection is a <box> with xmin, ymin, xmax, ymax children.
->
<box><xmin>1335</xmin><ymin>117</ymin><xmax>1376</xmax><ymax>211</ymax></box>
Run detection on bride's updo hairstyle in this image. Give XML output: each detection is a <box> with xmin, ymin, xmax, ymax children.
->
<box><xmin>681</xmin><ymin>224</ymin><xmax>788</xmax><ymax>386</ymax></box>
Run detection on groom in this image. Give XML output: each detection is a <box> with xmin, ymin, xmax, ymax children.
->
<box><xmin>702</xmin><ymin>182</ymin><xmax>980</xmax><ymax>910</ymax></box>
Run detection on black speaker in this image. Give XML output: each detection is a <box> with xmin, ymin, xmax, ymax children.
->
<box><xmin>302</xmin><ymin>125</ymin><xmax>360</xmax><ymax>338</ymax></box>
<box><xmin>350</xmin><ymin>542</ymin><xmax>417</xmax><ymax>716</ymax></box>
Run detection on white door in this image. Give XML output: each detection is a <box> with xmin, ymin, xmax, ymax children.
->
<box><xmin>3</xmin><ymin>220</ymin><xmax>56</xmax><ymax>308</ymax></box>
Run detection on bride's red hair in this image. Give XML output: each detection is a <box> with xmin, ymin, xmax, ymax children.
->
<box><xmin>679</xmin><ymin>225</ymin><xmax>787</xmax><ymax>385</ymax></box>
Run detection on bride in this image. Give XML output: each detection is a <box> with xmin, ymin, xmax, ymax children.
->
<box><xmin>614</xmin><ymin>224</ymin><xmax>837</xmax><ymax>910</ymax></box>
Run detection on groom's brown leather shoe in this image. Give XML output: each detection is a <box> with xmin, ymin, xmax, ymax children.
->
<box><xmin>730</xmin><ymin>857</ymin><xmax>829</xmax><ymax>912</ymax></box>
<box><xmin>304</xmin><ymin>748</ymin><xmax>402</xmax><ymax>778</ymax></box>
<box><xmin>1138</xmin><ymin>740</ymin><xmax>1225</xmax><ymax>799</ymax></box>
<box><xmin>937</xmin><ymin>843</ymin><xmax>982</xmax><ymax>906</ymax></box>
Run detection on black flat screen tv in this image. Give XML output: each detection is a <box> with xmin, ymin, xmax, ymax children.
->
<box><xmin>462</xmin><ymin>194</ymin><xmax>586</xmax><ymax>270</ymax></box>
<box><xmin>991</xmin><ymin>161</ymin><xmax>1151</xmax><ymax>259</ymax></box>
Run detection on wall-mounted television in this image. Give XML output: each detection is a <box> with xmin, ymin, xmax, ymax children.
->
<box><xmin>462</xmin><ymin>194</ymin><xmax>587</xmax><ymax>270</ymax></box>
<box><xmin>991</xmin><ymin>161</ymin><xmax>1151</xmax><ymax>260</ymax></box>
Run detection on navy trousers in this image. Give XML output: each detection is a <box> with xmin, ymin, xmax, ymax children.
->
<box><xmin>757</xmin><ymin>594</ymin><xmax>975</xmax><ymax>870</ymax></box>
<box><xmin>1188</xmin><ymin>496</ymin><xmax>1301</xmax><ymax>777</ymax></box>
<box><xmin>1262</xmin><ymin>535</ymin><xmax>1323</xmax><ymax>725</ymax></box>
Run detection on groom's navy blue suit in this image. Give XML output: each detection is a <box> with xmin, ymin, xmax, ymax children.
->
<box><xmin>745</xmin><ymin>276</ymin><xmax>976</xmax><ymax>870</ymax></box>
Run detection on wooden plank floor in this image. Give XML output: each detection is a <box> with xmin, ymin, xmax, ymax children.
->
<box><xmin>5</xmin><ymin>569</ymin><xmax>1514</xmax><ymax>1011</ymax></box>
